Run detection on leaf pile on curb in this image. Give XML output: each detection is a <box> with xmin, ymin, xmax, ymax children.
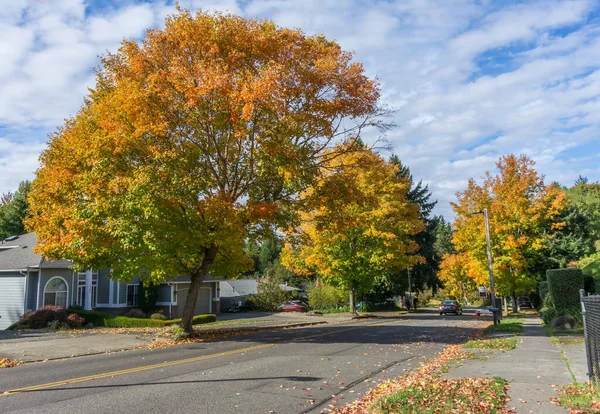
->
<box><xmin>332</xmin><ymin>345</ymin><xmax>511</xmax><ymax>414</ymax></box>
<box><xmin>0</xmin><ymin>358</ymin><xmax>23</xmax><ymax>369</ymax></box>
<box><xmin>141</xmin><ymin>325</ymin><xmax>309</xmax><ymax>350</ymax></box>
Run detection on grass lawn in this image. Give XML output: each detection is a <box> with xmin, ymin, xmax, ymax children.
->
<box><xmin>462</xmin><ymin>317</ymin><xmax>522</xmax><ymax>350</ymax></box>
<box><xmin>484</xmin><ymin>318</ymin><xmax>523</xmax><ymax>334</ymax></box>
<box><xmin>374</xmin><ymin>377</ymin><xmax>509</xmax><ymax>414</ymax></box>
<box><xmin>463</xmin><ymin>337</ymin><xmax>517</xmax><ymax>350</ymax></box>
<box><xmin>557</xmin><ymin>382</ymin><xmax>600</xmax><ymax>412</ymax></box>
<box><xmin>201</xmin><ymin>318</ymin><xmax>271</xmax><ymax>327</ymax></box>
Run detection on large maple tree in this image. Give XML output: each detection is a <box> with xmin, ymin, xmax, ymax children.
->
<box><xmin>446</xmin><ymin>154</ymin><xmax>566</xmax><ymax>307</ymax></box>
<box><xmin>26</xmin><ymin>9</ymin><xmax>382</xmax><ymax>332</ymax></box>
<box><xmin>281</xmin><ymin>144</ymin><xmax>423</xmax><ymax>312</ymax></box>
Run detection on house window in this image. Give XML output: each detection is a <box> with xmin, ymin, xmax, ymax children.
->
<box><xmin>44</xmin><ymin>277</ymin><xmax>68</xmax><ymax>308</ymax></box>
<box><xmin>127</xmin><ymin>284</ymin><xmax>139</xmax><ymax>306</ymax></box>
<box><xmin>76</xmin><ymin>272</ymin><xmax>98</xmax><ymax>308</ymax></box>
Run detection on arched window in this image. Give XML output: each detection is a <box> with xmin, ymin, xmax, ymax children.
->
<box><xmin>43</xmin><ymin>277</ymin><xmax>68</xmax><ymax>308</ymax></box>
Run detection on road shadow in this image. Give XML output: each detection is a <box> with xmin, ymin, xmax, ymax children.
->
<box><xmin>194</xmin><ymin>316</ymin><xmax>488</xmax><ymax>347</ymax></box>
<box><xmin>6</xmin><ymin>376</ymin><xmax>322</xmax><ymax>394</ymax></box>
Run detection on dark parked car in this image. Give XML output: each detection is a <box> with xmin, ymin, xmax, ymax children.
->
<box><xmin>439</xmin><ymin>300</ymin><xmax>462</xmax><ymax>315</ymax></box>
<box><xmin>517</xmin><ymin>296</ymin><xmax>533</xmax><ymax>309</ymax></box>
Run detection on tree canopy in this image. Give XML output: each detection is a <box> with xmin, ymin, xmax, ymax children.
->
<box><xmin>0</xmin><ymin>180</ymin><xmax>31</xmax><ymax>239</ymax></box>
<box><xmin>445</xmin><ymin>154</ymin><xmax>567</xmax><ymax>302</ymax></box>
<box><xmin>26</xmin><ymin>9</ymin><xmax>382</xmax><ymax>332</ymax></box>
<box><xmin>281</xmin><ymin>144</ymin><xmax>423</xmax><ymax>311</ymax></box>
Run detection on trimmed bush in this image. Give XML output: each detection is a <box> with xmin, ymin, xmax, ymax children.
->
<box><xmin>126</xmin><ymin>308</ymin><xmax>146</xmax><ymax>319</ymax></box>
<box><xmin>547</xmin><ymin>268</ymin><xmax>583</xmax><ymax>312</ymax></box>
<box><xmin>67</xmin><ymin>308</ymin><xmax>216</xmax><ymax>328</ymax></box>
<box><xmin>68</xmin><ymin>309</ymin><xmax>110</xmax><ymax>326</ymax></box>
<box><xmin>18</xmin><ymin>305</ymin><xmax>67</xmax><ymax>329</ymax></box>
<box><xmin>151</xmin><ymin>313</ymin><xmax>167</xmax><ymax>320</ymax></box>
<box><xmin>66</xmin><ymin>313</ymin><xmax>86</xmax><ymax>328</ymax></box>
<box><xmin>541</xmin><ymin>307</ymin><xmax>582</xmax><ymax>326</ymax></box>
<box><xmin>539</xmin><ymin>281</ymin><xmax>549</xmax><ymax>300</ymax></box>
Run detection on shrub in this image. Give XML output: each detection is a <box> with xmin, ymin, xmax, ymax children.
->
<box><xmin>551</xmin><ymin>315</ymin><xmax>580</xmax><ymax>331</ymax></box>
<box><xmin>126</xmin><ymin>308</ymin><xmax>146</xmax><ymax>319</ymax></box>
<box><xmin>541</xmin><ymin>307</ymin><xmax>582</xmax><ymax>326</ymax></box>
<box><xmin>66</xmin><ymin>308</ymin><xmax>216</xmax><ymax>328</ymax></box>
<box><xmin>547</xmin><ymin>268</ymin><xmax>583</xmax><ymax>312</ymax></box>
<box><xmin>307</xmin><ymin>282</ymin><xmax>348</xmax><ymax>311</ymax></box>
<box><xmin>169</xmin><ymin>325</ymin><xmax>190</xmax><ymax>340</ymax></box>
<box><xmin>539</xmin><ymin>281</ymin><xmax>549</xmax><ymax>300</ymax></box>
<box><xmin>67</xmin><ymin>309</ymin><xmax>110</xmax><ymax>326</ymax></box>
<box><xmin>18</xmin><ymin>305</ymin><xmax>67</xmax><ymax>329</ymax></box>
<box><xmin>248</xmin><ymin>279</ymin><xmax>295</xmax><ymax>311</ymax></box>
<box><xmin>66</xmin><ymin>313</ymin><xmax>86</xmax><ymax>328</ymax></box>
<box><xmin>139</xmin><ymin>280</ymin><xmax>158</xmax><ymax>313</ymax></box>
<box><xmin>104</xmin><ymin>316</ymin><xmax>167</xmax><ymax>328</ymax></box>
<box><xmin>151</xmin><ymin>313</ymin><xmax>167</xmax><ymax>320</ymax></box>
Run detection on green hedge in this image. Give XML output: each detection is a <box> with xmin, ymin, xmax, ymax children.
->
<box><xmin>546</xmin><ymin>268</ymin><xmax>583</xmax><ymax>312</ymax></box>
<box><xmin>68</xmin><ymin>309</ymin><xmax>216</xmax><ymax>328</ymax></box>
<box><xmin>539</xmin><ymin>281</ymin><xmax>549</xmax><ymax>300</ymax></box>
<box><xmin>541</xmin><ymin>307</ymin><xmax>582</xmax><ymax>326</ymax></box>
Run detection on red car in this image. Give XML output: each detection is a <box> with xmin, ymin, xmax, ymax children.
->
<box><xmin>280</xmin><ymin>301</ymin><xmax>307</xmax><ymax>312</ymax></box>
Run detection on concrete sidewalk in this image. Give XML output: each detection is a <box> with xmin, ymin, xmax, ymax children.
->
<box><xmin>445</xmin><ymin>317</ymin><xmax>571</xmax><ymax>413</ymax></box>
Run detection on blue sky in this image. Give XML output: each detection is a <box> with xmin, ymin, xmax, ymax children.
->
<box><xmin>1</xmin><ymin>0</ymin><xmax>599</xmax><ymax>218</ymax></box>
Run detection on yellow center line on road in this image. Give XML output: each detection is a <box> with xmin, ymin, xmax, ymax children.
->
<box><xmin>1</xmin><ymin>343</ymin><xmax>275</xmax><ymax>396</ymax></box>
<box><xmin>1</xmin><ymin>318</ymin><xmax>405</xmax><ymax>397</ymax></box>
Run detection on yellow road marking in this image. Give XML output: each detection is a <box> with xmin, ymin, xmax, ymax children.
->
<box><xmin>2</xmin><ymin>343</ymin><xmax>274</xmax><ymax>396</ymax></box>
<box><xmin>2</xmin><ymin>318</ymin><xmax>404</xmax><ymax>396</ymax></box>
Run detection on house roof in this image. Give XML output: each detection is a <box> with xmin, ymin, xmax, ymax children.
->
<box><xmin>219</xmin><ymin>279</ymin><xmax>258</xmax><ymax>297</ymax></box>
<box><xmin>0</xmin><ymin>233</ymin><xmax>72</xmax><ymax>271</ymax></box>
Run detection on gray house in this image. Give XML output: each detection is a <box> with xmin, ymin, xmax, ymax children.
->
<box><xmin>0</xmin><ymin>233</ymin><xmax>219</xmax><ymax>330</ymax></box>
<box><xmin>219</xmin><ymin>279</ymin><xmax>258</xmax><ymax>310</ymax></box>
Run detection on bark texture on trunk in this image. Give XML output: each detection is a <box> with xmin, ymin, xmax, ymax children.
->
<box><xmin>349</xmin><ymin>287</ymin><xmax>357</xmax><ymax>315</ymax></box>
<box><xmin>181</xmin><ymin>246</ymin><xmax>218</xmax><ymax>334</ymax></box>
<box><xmin>511</xmin><ymin>292</ymin><xmax>518</xmax><ymax>313</ymax></box>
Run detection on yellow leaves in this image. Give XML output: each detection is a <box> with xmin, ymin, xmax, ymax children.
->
<box><xmin>0</xmin><ymin>358</ymin><xmax>23</xmax><ymax>369</ymax></box>
<box><xmin>449</xmin><ymin>154</ymin><xmax>568</xmax><ymax>295</ymax></box>
<box><xmin>282</xmin><ymin>145</ymin><xmax>423</xmax><ymax>289</ymax></box>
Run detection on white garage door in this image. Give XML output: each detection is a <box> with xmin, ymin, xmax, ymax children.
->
<box><xmin>0</xmin><ymin>276</ymin><xmax>26</xmax><ymax>330</ymax></box>
<box><xmin>194</xmin><ymin>287</ymin><xmax>212</xmax><ymax>315</ymax></box>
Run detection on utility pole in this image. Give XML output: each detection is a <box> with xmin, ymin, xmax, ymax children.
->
<box><xmin>407</xmin><ymin>268</ymin><xmax>412</xmax><ymax>310</ymax></box>
<box><xmin>483</xmin><ymin>208</ymin><xmax>496</xmax><ymax>308</ymax></box>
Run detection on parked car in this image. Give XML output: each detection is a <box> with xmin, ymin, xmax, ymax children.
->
<box><xmin>280</xmin><ymin>301</ymin><xmax>307</xmax><ymax>312</ymax></box>
<box><xmin>517</xmin><ymin>296</ymin><xmax>533</xmax><ymax>309</ymax></box>
<box><xmin>439</xmin><ymin>300</ymin><xmax>462</xmax><ymax>315</ymax></box>
<box><xmin>475</xmin><ymin>308</ymin><xmax>493</xmax><ymax>316</ymax></box>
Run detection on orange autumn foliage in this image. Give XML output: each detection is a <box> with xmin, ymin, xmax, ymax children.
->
<box><xmin>26</xmin><ymin>8</ymin><xmax>381</xmax><ymax>332</ymax></box>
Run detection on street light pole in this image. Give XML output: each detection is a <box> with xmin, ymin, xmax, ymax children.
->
<box><xmin>483</xmin><ymin>208</ymin><xmax>496</xmax><ymax>308</ymax></box>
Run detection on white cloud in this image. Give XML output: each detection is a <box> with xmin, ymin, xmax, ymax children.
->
<box><xmin>0</xmin><ymin>0</ymin><xmax>599</xmax><ymax>220</ymax></box>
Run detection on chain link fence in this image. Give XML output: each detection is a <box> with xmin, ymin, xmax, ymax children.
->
<box><xmin>580</xmin><ymin>289</ymin><xmax>600</xmax><ymax>382</ymax></box>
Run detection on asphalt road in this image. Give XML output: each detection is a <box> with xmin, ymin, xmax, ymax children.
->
<box><xmin>0</xmin><ymin>310</ymin><xmax>488</xmax><ymax>414</ymax></box>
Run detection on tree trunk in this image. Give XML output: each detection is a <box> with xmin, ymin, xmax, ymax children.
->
<box><xmin>503</xmin><ymin>297</ymin><xmax>508</xmax><ymax>313</ymax></box>
<box><xmin>349</xmin><ymin>287</ymin><xmax>357</xmax><ymax>315</ymax></box>
<box><xmin>181</xmin><ymin>246</ymin><xmax>218</xmax><ymax>334</ymax></box>
<box><xmin>511</xmin><ymin>292</ymin><xmax>518</xmax><ymax>313</ymax></box>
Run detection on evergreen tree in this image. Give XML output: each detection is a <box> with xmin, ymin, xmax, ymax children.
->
<box><xmin>0</xmin><ymin>181</ymin><xmax>31</xmax><ymax>239</ymax></box>
<box><xmin>389</xmin><ymin>155</ymin><xmax>439</xmax><ymax>293</ymax></box>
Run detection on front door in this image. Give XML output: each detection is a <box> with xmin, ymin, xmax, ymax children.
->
<box><xmin>76</xmin><ymin>272</ymin><xmax>98</xmax><ymax>308</ymax></box>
